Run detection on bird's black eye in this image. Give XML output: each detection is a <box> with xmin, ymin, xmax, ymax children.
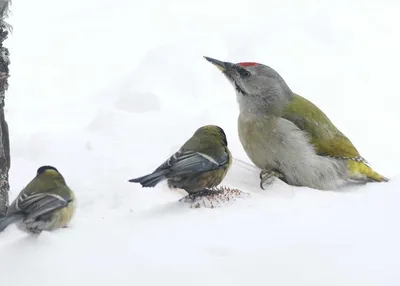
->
<box><xmin>239</xmin><ymin>69</ymin><xmax>251</xmax><ymax>78</ymax></box>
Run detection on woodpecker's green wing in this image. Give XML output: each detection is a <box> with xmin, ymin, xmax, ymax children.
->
<box><xmin>282</xmin><ymin>93</ymin><xmax>361</xmax><ymax>159</ymax></box>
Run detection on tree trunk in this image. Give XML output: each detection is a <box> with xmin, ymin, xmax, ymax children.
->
<box><xmin>0</xmin><ymin>0</ymin><xmax>11</xmax><ymax>217</ymax></box>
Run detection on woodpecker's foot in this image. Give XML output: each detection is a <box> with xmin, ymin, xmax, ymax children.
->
<box><xmin>259</xmin><ymin>168</ymin><xmax>285</xmax><ymax>190</ymax></box>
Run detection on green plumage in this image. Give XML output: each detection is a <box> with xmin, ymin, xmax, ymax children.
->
<box><xmin>282</xmin><ymin>94</ymin><xmax>387</xmax><ymax>182</ymax></box>
<box><xmin>129</xmin><ymin>125</ymin><xmax>232</xmax><ymax>194</ymax></box>
<box><xmin>203</xmin><ymin>55</ymin><xmax>389</xmax><ymax>187</ymax></box>
<box><xmin>0</xmin><ymin>166</ymin><xmax>76</xmax><ymax>234</ymax></box>
<box><xmin>181</xmin><ymin>126</ymin><xmax>229</xmax><ymax>159</ymax></box>
<box><xmin>282</xmin><ymin>93</ymin><xmax>360</xmax><ymax>159</ymax></box>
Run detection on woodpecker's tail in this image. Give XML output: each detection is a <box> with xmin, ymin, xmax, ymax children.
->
<box><xmin>347</xmin><ymin>160</ymin><xmax>389</xmax><ymax>183</ymax></box>
<box><xmin>128</xmin><ymin>170</ymin><xmax>168</xmax><ymax>188</ymax></box>
<box><xmin>0</xmin><ymin>214</ymin><xmax>24</xmax><ymax>232</ymax></box>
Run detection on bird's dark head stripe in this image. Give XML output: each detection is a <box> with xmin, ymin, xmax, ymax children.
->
<box><xmin>37</xmin><ymin>165</ymin><xmax>59</xmax><ymax>175</ymax></box>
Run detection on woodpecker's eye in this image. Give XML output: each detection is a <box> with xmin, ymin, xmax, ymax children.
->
<box><xmin>239</xmin><ymin>69</ymin><xmax>251</xmax><ymax>78</ymax></box>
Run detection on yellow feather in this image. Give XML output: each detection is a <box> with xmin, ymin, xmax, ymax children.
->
<box><xmin>347</xmin><ymin>160</ymin><xmax>388</xmax><ymax>182</ymax></box>
<box><xmin>283</xmin><ymin>93</ymin><xmax>389</xmax><ymax>182</ymax></box>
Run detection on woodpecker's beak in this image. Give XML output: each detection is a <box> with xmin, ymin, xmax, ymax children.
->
<box><xmin>203</xmin><ymin>56</ymin><xmax>233</xmax><ymax>72</ymax></box>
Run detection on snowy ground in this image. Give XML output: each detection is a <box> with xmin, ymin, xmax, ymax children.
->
<box><xmin>1</xmin><ymin>0</ymin><xmax>400</xmax><ymax>285</ymax></box>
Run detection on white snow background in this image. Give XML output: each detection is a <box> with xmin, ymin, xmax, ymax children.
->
<box><xmin>1</xmin><ymin>0</ymin><xmax>400</xmax><ymax>285</ymax></box>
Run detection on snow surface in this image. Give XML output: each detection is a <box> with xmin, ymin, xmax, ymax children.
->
<box><xmin>1</xmin><ymin>0</ymin><xmax>400</xmax><ymax>285</ymax></box>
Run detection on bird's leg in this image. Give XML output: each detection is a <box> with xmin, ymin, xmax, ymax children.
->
<box><xmin>259</xmin><ymin>168</ymin><xmax>285</xmax><ymax>190</ymax></box>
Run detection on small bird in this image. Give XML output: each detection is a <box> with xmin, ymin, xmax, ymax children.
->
<box><xmin>129</xmin><ymin>125</ymin><xmax>232</xmax><ymax>195</ymax></box>
<box><xmin>204</xmin><ymin>56</ymin><xmax>388</xmax><ymax>190</ymax></box>
<box><xmin>0</xmin><ymin>165</ymin><xmax>76</xmax><ymax>234</ymax></box>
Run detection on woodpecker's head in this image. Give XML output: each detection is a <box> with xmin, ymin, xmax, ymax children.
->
<box><xmin>204</xmin><ymin>56</ymin><xmax>294</xmax><ymax>115</ymax></box>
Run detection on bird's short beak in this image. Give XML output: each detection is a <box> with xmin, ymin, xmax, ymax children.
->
<box><xmin>203</xmin><ymin>56</ymin><xmax>233</xmax><ymax>72</ymax></box>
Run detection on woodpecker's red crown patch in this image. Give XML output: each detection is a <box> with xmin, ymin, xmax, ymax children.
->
<box><xmin>238</xmin><ymin>62</ymin><xmax>259</xmax><ymax>67</ymax></box>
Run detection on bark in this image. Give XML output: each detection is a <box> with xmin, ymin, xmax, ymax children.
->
<box><xmin>0</xmin><ymin>0</ymin><xmax>11</xmax><ymax>217</ymax></box>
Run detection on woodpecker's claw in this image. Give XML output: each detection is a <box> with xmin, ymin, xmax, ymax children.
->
<box><xmin>259</xmin><ymin>169</ymin><xmax>285</xmax><ymax>190</ymax></box>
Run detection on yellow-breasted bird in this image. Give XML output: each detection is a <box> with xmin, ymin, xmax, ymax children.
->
<box><xmin>0</xmin><ymin>165</ymin><xmax>76</xmax><ymax>234</ymax></box>
<box><xmin>129</xmin><ymin>125</ymin><xmax>232</xmax><ymax>194</ymax></box>
<box><xmin>204</xmin><ymin>56</ymin><xmax>388</xmax><ymax>190</ymax></box>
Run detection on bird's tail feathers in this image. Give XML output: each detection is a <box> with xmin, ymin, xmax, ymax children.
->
<box><xmin>0</xmin><ymin>213</ymin><xmax>24</xmax><ymax>232</ymax></box>
<box><xmin>128</xmin><ymin>170</ymin><xmax>167</xmax><ymax>187</ymax></box>
<box><xmin>348</xmin><ymin>160</ymin><xmax>389</xmax><ymax>183</ymax></box>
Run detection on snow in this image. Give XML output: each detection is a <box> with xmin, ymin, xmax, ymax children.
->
<box><xmin>1</xmin><ymin>0</ymin><xmax>400</xmax><ymax>285</ymax></box>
